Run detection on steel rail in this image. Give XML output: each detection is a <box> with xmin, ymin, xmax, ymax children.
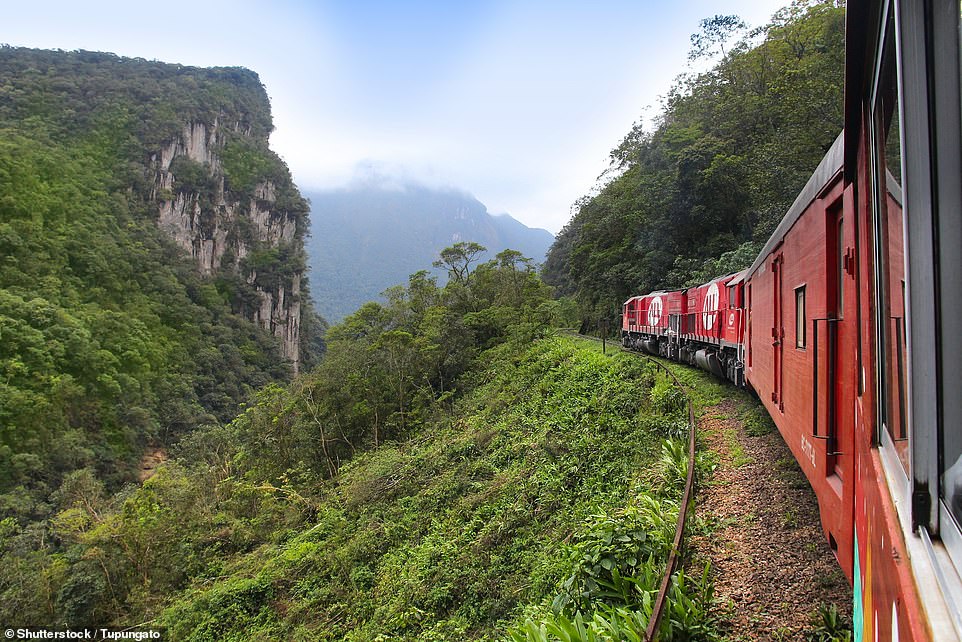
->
<box><xmin>560</xmin><ymin>331</ymin><xmax>699</xmax><ymax>639</ymax></box>
<box><xmin>642</xmin><ymin>356</ymin><xmax>697</xmax><ymax>642</ymax></box>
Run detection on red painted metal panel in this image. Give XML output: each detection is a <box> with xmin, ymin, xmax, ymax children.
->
<box><xmin>622</xmin><ymin>296</ymin><xmax>645</xmax><ymax>332</ymax></box>
<box><xmin>745</xmin><ymin>174</ymin><xmax>855</xmax><ymax>580</ymax></box>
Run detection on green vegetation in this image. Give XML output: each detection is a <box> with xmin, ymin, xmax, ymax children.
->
<box><xmin>808</xmin><ymin>604</ymin><xmax>852</xmax><ymax>642</ymax></box>
<box><xmin>544</xmin><ymin>1</ymin><xmax>846</xmax><ymax>320</ymax></box>
<box><xmin>0</xmin><ymin>46</ymin><xmax>321</xmax><ymax>627</ymax></box>
<box><xmin>1</xmin><ymin>5</ymin><xmax>850</xmax><ymax>633</ymax></box>
<box><xmin>154</xmin><ymin>337</ymin><xmax>712</xmax><ymax>641</ymax></box>
<box><xmin>0</xmin><ymin>218</ymin><xmax>718</xmax><ymax>638</ymax></box>
<box><xmin>0</xmin><ymin>124</ymin><xmax>290</xmax><ymax>506</ymax></box>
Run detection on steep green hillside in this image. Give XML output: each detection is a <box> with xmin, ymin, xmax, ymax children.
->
<box><xmin>157</xmin><ymin>338</ymin><xmax>705</xmax><ymax>641</ymax></box>
<box><xmin>0</xmin><ymin>47</ymin><xmax>317</xmax><ymax>521</ymax></box>
<box><xmin>544</xmin><ymin>2</ymin><xmax>845</xmax><ymax>319</ymax></box>
<box><xmin>0</xmin><ymin>239</ymin><xmax>561</xmax><ymax>628</ymax></box>
<box><xmin>0</xmin><ymin>229</ymin><xmax>715</xmax><ymax>638</ymax></box>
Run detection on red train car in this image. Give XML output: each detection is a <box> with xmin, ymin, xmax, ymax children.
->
<box><xmin>681</xmin><ymin>272</ymin><xmax>745</xmax><ymax>345</ymax></box>
<box><xmin>740</xmin><ymin>1</ymin><xmax>962</xmax><ymax>636</ymax></box>
<box><xmin>621</xmin><ymin>290</ymin><xmax>681</xmax><ymax>355</ymax></box>
<box><xmin>623</xmin><ymin>280</ymin><xmax>747</xmax><ymax>384</ymax></box>
<box><xmin>620</xmin><ymin>1</ymin><xmax>962</xmax><ymax>638</ymax></box>
<box><xmin>743</xmin><ymin>134</ymin><xmax>857</xmax><ymax>580</ymax></box>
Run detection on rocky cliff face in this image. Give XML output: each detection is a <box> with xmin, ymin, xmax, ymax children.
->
<box><xmin>149</xmin><ymin>118</ymin><xmax>306</xmax><ymax>371</ymax></box>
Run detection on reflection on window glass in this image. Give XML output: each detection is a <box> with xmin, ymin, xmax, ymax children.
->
<box><xmin>795</xmin><ymin>287</ymin><xmax>806</xmax><ymax>349</ymax></box>
<box><xmin>944</xmin><ymin>2</ymin><xmax>962</xmax><ymax>526</ymax></box>
<box><xmin>874</xmin><ymin>8</ymin><xmax>909</xmax><ymax>473</ymax></box>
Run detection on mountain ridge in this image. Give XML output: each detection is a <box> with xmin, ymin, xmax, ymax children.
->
<box><xmin>305</xmin><ymin>182</ymin><xmax>553</xmax><ymax>321</ymax></box>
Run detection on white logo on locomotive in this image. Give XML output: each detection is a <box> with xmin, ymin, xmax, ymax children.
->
<box><xmin>647</xmin><ymin>296</ymin><xmax>663</xmax><ymax>326</ymax></box>
<box><xmin>702</xmin><ymin>282</ymin><xmax>719</xmax><ymax>330</ymax></box>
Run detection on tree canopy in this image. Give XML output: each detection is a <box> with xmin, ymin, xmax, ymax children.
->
<box><xmin>0</xmin><ymin>46</ymin><xmax>317</xmax><ymax>522</ymax></box>
<box><xmin>544</xmin><ymin>1</ymin><xmax>846</xmax><ymax>321</ymax></box>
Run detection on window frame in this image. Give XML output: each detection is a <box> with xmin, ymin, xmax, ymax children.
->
<box><xmin>795</xmin><ymin>285</ymin><xmax>806</xmax><ymax>350</ymax></box>
<box><xmin>873</xmin><ymin>0</ymin><xmax>962</xmax><ymax>561</ymax></box>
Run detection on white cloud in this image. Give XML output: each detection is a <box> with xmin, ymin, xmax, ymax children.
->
<box><xmin>4</xmin><ymin>0</ymin><xmax>785</xmax><ymax>233</ymax></box>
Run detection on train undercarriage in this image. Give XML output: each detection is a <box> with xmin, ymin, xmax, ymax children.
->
<box><xmin>622</xmin><ymin>330</ymin><xmax>744</xmax><ymax>387</ymax></box>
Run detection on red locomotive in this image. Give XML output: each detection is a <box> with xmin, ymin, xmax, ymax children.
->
<box><xmin>622</xmin><ymin>2</ymin><xmax>962</xmax><ymax>639</ymax></box>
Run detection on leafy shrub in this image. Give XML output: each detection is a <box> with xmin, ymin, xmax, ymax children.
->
<box><xmin>650</xmin><ymin>379</ymin><xmax>687</xmax><ymax>416</ymax></box>
<box><xmin>647</xmin><ymin>439</ymin><xmax>690</xmax><ymax>498</ymax></box>
<box><xmin>807</xmin><ymin>604</ymin><xmax>852</xmax><ymax>642</ymax></box>
<box><xmin>169</xmin><ymin>156</ymin><xmax>215</xmax><ymax>194</ymax></box>
<box><xmin>644</xmin><ymin>415</ymin><xmax>690</xmax><ymax>440</ymax></box>
<box><xmin>554</xmin><ymin>496</ymin><xmax>677</xmax><ymax>614</ymax></box>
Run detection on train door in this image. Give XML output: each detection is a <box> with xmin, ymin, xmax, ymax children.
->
<box><xmin>772</xmin><ymin>253</ymin><xmax>784</xmax><ymax>410</ymax></box>
<box><xmin>747</xmin><ymin>284</ymin><xmax>752</xmax><ymax>369</ymax></box>
<box><xmin>809</xmin><ymin>191</ymin><xmax>857</xmax><ymax>574</ymax></box>
<box><xmin>827</xmin><ymin>199</ymin><xmax>856</xmax><ymax>503</ymax></box>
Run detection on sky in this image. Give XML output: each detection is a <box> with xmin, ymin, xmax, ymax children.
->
<box><xmin>3</xmin><ymin>0</ymin><xmax>785</xmax><ymax>233</ymax></box>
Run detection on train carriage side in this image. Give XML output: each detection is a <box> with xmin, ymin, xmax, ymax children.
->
<box><xmin>720</xmin><ymin>272</ymin><xmax>746</xmax><ymax>348</ymax></box>
<box><xmin>678</xmin><ymin>273</ymin><xmax>746</xmax><ymax>384</ymax></box>
<box><xmin>840</xmin><ymin>0</ymin><xmax>962</xmax><ymax>639</ymax></box>
<box><xmin>743</xmin><ymin>134</ymin><xmax>856</xmax><ymax>580</ymax></box>
<box><xmin>618</xmin><ymin>3</ymin><xmax>962</xmax><ymax>636</ymax></box>
<box><xmin>622</xmin><ymin>296</ymin><xmax>645</xmax><ymax>335</ymax></box>
<box><xmin>738</xmin><ymin>1</ymin><xmax>962</xmax><ymax>638</ymax></box>
<box><xmin>622</xmin><ymin>291</ymin><xmax>675</xmax><ymax>355</ymax></box>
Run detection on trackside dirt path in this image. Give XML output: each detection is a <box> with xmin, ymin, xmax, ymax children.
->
<box><xmin>690</xmin><ymin>399</ymin><xmax>852</xmax><ymax>640</ymax></box>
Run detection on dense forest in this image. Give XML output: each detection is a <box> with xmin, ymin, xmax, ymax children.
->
<box><xmin>0</xmin><ymin>47</ymin><xmax>322</xmax><ymax>620</ymax></box>
<box><xmin>2</xmin><ymin>227</ymin><xmax>726</xmax><ymax>637</ymax></box>
<box><xmin>544</xmin><ymin>1</ymin><xmax>846</xmax><ymax>320</ymax></box>
<box><xmin>0</xmin><ymin>0</ymin><xmax>852</xmax><ymax>636</ymax></box>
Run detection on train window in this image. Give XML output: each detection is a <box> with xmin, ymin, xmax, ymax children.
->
<box><xmin>942</xmin><ymin>0</ymin><xmax>962</xmax><ymax>530</ymax></box>
<box><xmin>795</xmin><ymin>286</ymin><xmax>806</xmax><ymax>349</ymax></box>
<box><xmin>836</xmin><ymin>218</ymin><xmax>844</xmax><ymax>318</ymax></box>
<box><xmin>873</xmin><ymin>5</ymin><xmax>909</xmax><ymax>472</ymax></box>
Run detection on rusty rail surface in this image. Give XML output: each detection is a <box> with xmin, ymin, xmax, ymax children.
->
<box><xmin>642</xmin><ymin>357</ymin><xmax>697</xmax><ymax>642</ymax></box>
<box><xmin>562</xmin><ymin>331</ymin><xmax>700</xmax><ymax>640</ymax></box>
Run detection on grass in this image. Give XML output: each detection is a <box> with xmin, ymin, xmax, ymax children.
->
<box><xmin>159</xmin><ymin>337</ymin><xmax>718</xmax><ymax>640</ymax></box>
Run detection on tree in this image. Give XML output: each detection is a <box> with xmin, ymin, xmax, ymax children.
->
<box><xmin>544</xmin><ymin>1</ymin><xmax>845</xmax><ymax>318</ymax></box>
<box><xmin>433</xmin><ymin>242</ymin><xmax>486</xmax><ymax>285</ymax></box>
<box><xmin>688</xmin><ymin>15</ymin><xmax>747</xmax><ymax>61</ymax></box>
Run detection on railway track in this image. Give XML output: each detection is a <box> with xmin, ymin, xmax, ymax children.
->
<box><xmin>567</xmin><ymin>331</ymin><xmax>855</xmax><ymax>639</ymax></box>
<box><xmin>563</xmin><ymin>331</ymin><xmax>697</xmax><ymax>641</ymax></box>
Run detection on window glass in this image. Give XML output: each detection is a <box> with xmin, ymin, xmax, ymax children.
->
<box><xmin>795</xmin><ymin>287</ymin><xmax>806</xmax><ymax>349</ymax></box>
<box><xmin>837</xmin><ymin>218</ymin><xmax>844</xmax><ymax>317</ymax></box>
<box><xmin>943</xmin><ymin>1</ymin><xmax>962</xmax><ymax>526</ymax></box>
<box><xmin>874</xmin><ymin>8</ymin><xmax>909</xmax><ymax>472</ymax></box>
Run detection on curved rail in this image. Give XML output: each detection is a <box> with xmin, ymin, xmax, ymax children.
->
<box><xmin>642</xmin><ymin>357</ymin><xmax>697</xmax><ymax>642</ymax></box>
<box><xmin>562</xmin><ymin>331</ymin><xmax>700</xmax><ymax>640</ymax></box>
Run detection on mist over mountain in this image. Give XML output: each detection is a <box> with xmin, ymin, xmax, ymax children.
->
<box><xmin>305</xmin><ymin>183</ymin><xmax>554</xmax><ymax>321</ymax></box>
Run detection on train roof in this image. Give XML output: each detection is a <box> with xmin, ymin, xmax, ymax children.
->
<box><xmin>725</xmin><ymin>270</ymin><xmax>747</xmax><ymax>286</ymax></box>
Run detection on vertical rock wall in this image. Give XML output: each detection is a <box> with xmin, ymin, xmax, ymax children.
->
<box><xmin>149</xmin><ymin>119</ymin><xmax>303</xmax><ymax>371</ymax></box>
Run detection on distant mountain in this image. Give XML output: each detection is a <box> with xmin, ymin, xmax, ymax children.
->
<box><xmin>305</xmin><ymin>184</ymin><xmax>554</xmax><ymax>321</ymax></box>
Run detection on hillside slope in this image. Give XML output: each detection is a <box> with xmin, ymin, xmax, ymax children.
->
<box><xmin>0</xmin><ymin>47</ymin><xmax>317</xmax><ymax>521</ymax></box>
<box><xmin>155</xmin><ymin>337</ymin><xmax>702</xmax><ymax>639</ymax></box>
